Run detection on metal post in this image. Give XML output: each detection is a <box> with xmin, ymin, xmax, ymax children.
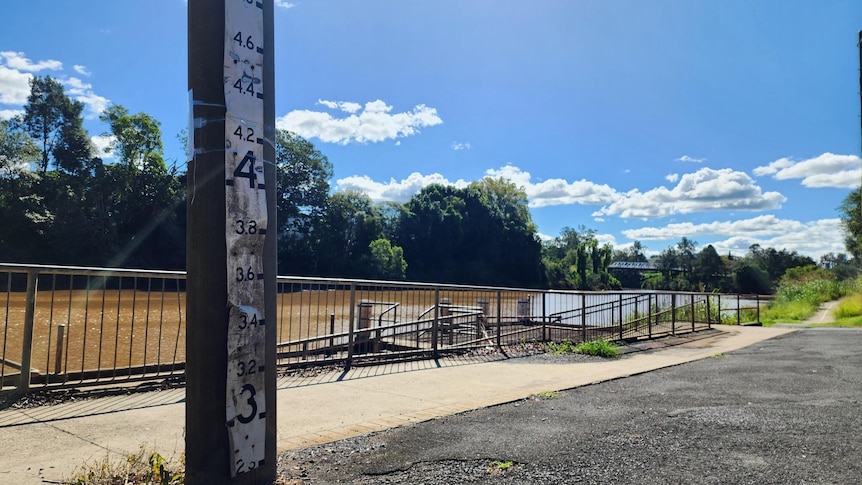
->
<box><xmin>327</xmin><ymin>313</ymin><xmax>335</xmax><ymax>356</ymax></box>
<box><xmin>18</xmin><ymin>270</ymin><xmax>38</xmax><ymax>393</ymax></box>
<box><xmin>54</xmin><ymin>324</ymin><xmax>65</xmax><ymax>375</ymax></box>
<box><xmin>737</xmin><ymin>294</ymin><xmax>741</xmax><ymax>325</ymax></box>
<box><xmin>541</xmin><ymin>292</ymin><xmax>547</xmax><ymax>342</ymax></box>
<box><xmin>432</xmin><ymin>289</ymin><xmax>439</xmax><ymax>357</ymax></box>
<box><xmin>618</xmin><ymin>294</ymin><xmax>623</xmax><ymax>340</ymax></box>
<box><xmin>715</xmin><ymin>294</ymin><xmax>720</xmax><ymax>328</ymax></box>
<box><xmin>186</xmin><ymin>1</ymin><xmax>276</xmax><ymax>481</ymax></box>
<box><xmin>706</xmin><ymin>295</ymin><xmax>712</xmax><ymax>328</ymax></box>
<box><xmin>671</xmin><ymin>294</ymin><xmax>676</xmax><ymax>335</ymax></box>
<box><xmin>496</xmin><ymin>291</ymin><xmax>502</xmax><ymax>349</ymax></box>
<box><xmin>347</xmin><ymin>284</ymin><xmax>356</xmax><ymax>367</ymax></box>
<box><xmin>580</xmin><ymin>293</ymin><xmax>587</xmax><ymax>343</ymax></box>
<box><xmin>756</xmin><ymin>294</ymin><xmax>761</xmax><ymax>324</ymax></box>
<box><xmin>647</xmin><ymin>294</ymin><xmax>652</xmax><ymax>339</ymax></box>
<box><xmin>690</xmin><ymin>293</ymin><xmax>695</xmax><ymax>331</ymax></box>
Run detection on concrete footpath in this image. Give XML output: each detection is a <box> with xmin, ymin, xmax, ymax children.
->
<box><xmin>0</xmin><ymin>325</ymin><xmax>792</xmax><ymax>484</ymax></box>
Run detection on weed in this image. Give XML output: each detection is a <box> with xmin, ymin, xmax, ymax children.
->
<box><xmin>711</xmin><ymin>353</ymin><xmax>725</xmax><ymax>358</ymax></box>
<box><xmin>488</xmin><ymin>460</ymin><xmax>515</xmax><ymax>473</ymax></box>
<box><xmin>574</xmin><ymin>340</ymin><xmax>620</xmax><ymax>358</ymax></box>
<box><xmin>535</xmin><ymin>390</ymin><xmax>559</xmax><ymax>399</ymax></box>
<box><xmin>68</xmin><ymin>444</ymin><xmax>184</xmax><ymax>485</ymax></box>
<box><xmin>547</xmin><ymin>340</ymin><xmax>578</xmax><ymax>354</ymax></box>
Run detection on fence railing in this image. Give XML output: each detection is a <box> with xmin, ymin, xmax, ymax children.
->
<box><xmin>1</xmin><ymin>263</ymin><xmax>766</xmax><ymax>397</ymax></box>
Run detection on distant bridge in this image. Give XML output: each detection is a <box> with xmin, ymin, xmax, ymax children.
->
<box><xmin>608</xmin><ymin>261</ymin><xmax>684</xmax><ymax>272</ymax></box>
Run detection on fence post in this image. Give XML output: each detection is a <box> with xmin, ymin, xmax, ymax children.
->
<box><xmin>542</xmin><ymin>292</ymin><xmax>547</xmax><ymax>342</ymax></box>
<box><xmin>54</xmin><ymin>324</ymin><xmax>66</xmax><ymax>375</ymax></box>
<box><xmin>690</xmin><ymin>293</ymin><xmax>695</xmax><ymax>331</ymax></box>
<box><xmin>756</xmin><ymin>294</ymin><xmax>761</xmax><ymax>323</ymax></box>
<box><xmin>706</xmin><ymin>295</ymin><xmax>712</xmax><ymax>328</ymax></box>
<box><xmin>18</xmin><ymin>270</ymin><xmax>38</xmax><ymax>393</ymax></box>
<box><xmin>715</xmin><ymin>295</ymin><xmax>719</xmax><ymax>328</ymax></box>
<box><xmin>647</xmin><ymin>294</ymin><xmax>652</xmax><ymax>339</ymax></box>
<box><xmin>432</xmin><ymin>289</ymin><xmax>440</xmax><ymax>358</ymax></box>
<box><xmin>496</xmin><ymin>291</ymin><xmax>502</xmax><ymax>349</ymax></box>
<box><xmin>327</xmin><ymin>314</ymin><xmax>335</xmax><ymax>357</ymax></box>
<box><xmin>580</xmin><ymin>293</ymin><xmax>586</xmax><ymax>343</ymax></box>
<box><xmin>618</xmin><ymin>294</ymin><xmax>623</xmax><ymax>340</ymax></box>
<box><xmin>737</xmin><ymin>294</ymin><xmax>741</xmax><ymax>325</ymax></box>
<box><xmin>671</xmin><ymin>294</ymin><xmax>676</xmax><ymax>335</ymax></box>
<box><xmin>346</xmin><ymin>283</ymin><xmax>356</xmax><ymax>369</ymax></box>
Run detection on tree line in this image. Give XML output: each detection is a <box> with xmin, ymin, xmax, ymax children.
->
<box><xmin>1</xmin><ymin>76</ymin><xmax>858</xmax><ymax>292</ymax></box>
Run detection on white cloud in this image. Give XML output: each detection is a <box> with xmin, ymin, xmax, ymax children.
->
<box><xmin>706</xmin><ymin>219</ymin><xmax>845</xmax><ymax>259</ymax></box>
<box><xmin>336</xmin><ymin>172</ymin><xmax>470</xmax><ymax>203</ymax></box>
<box><xmin>274</xmin><ymin>0</ymin><xmax>297</xmax><ymax>8</ymax></box>
<box><xmin>676</xmin><ymin>155</ymin><xmax>705</xmax><ymax>163</ymax></box>
<box><xmin>73</xmin><ymin>65</ymin><xmax>90</xmax><ymax>76</ymax></box>
<box><xmin>621</xmin><ymin>216</ymin><xmax>844</xmax><ymax>259</ymax></box>
<box><xmin>62</xmin><ymin>77</ymin><xmax>110</xmax><ymax>118</ymax></box>
<box><xmin>622</xmin><ymin>214</ymin><xmax>806</xmax><ymax>240</ymax></box>
<box><xmin>0</xmin><ymin>66</ymin><xmax>33</xmax><ymax>104</ymax></box>
<box><xmin>0</xmin><ymin>109</ymin><xmax>23</xmax><ymax>120</ymax></box>
<box><xmin>0</xmin><ymin>51</ymin><xmax>62</xmax><ymax>72</ymax></box>
<box><xmin>276</xmin><ymin>99</ymin><xmax>443</xmax><ymax>144</ymax></box>
<box><xmin>665</xmin><ymin>173</ymin><xmax>679</xmax><ymax>183</ymax></box>
<box><xmin>753</xmin><ymin>153</ymin><xmax>861</xmax><ymax>188</ymax></box>
<box><xmin>316</xmin><ymin>99</ymin><xmax>360</xmax><ymax>113</ymax></box>
<box><xmin>452</xmin><ymin>142</ymin><xmax>471</xmax><ymax>151</ymax></box>
<box><xmin>485</xmin><ymin>165</ymin><xmax>619</xmax><ymax>208</ymax></box>
<box><xmin>593</xmin><ymin>167</ymin><xmax>786</xmax><ymax>218</ymax></box>
<box><xmin>90</xmin><ymin>134</ymin><xmax>116</xmax><ymax>159</ymax></box>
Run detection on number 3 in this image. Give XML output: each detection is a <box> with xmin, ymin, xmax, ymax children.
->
<box><xmin>237</xmin><ymin>384</ymin><xmax>258</xmax><ymax>424</ymax></box>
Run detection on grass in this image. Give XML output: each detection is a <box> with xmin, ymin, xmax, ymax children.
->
<box><xmin>488</xmin><ymin>460</ymin><xmax>516</xmax><ymax>473</ymax></box>
<box><xmin>68</xmin><ymin>444</ymin><xmax>184</xmax><ymax>485</ymax></box>
<box><xmin>534</xmin><ymin>390</ymin><xmax>560</xmax><ymax>399</ymax></box>
<box><xmin>548</xmin><ymin>339</ymin><xmax>620</xmax><ymax>358</ymax></box>
<box><xmin>757</xmin><ymin>275</ymin><xmax>862</xmax><ymax>326</ymax></box>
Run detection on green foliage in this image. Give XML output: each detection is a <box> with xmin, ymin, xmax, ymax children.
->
<box><xmin>363</xmin><ymin>238</ymin><xmax>408</xmax><ymax>280</ymax></box>
<box><xmin>575</xmin><ymin>340</ymin><xmax>621</xmax><ymax>358</ymax></box>
<box><xmin>535</xmin><ymin>390</ymin><xmax>560</xmax><ymax>399</ymax></box>
<box><xmin>832</xmin><ymin>294</ymin><xmax>862</xmax><ymax>320</ymax></box>
<box><xmin>68</xmin><ymin>444</ymin><xmax>183</xmax><ymax>485</ymax></box>
<box><xmin>548</xmin><ymin>339</ymin><xmax>620</xmax><ymax>358</ymax></box>
<box><xmin>760</xmin><ymin>275</ymin><xmax>860</xmax><ymax>324</ymax></box>
<box><xmin>488</xmin><ymin>460</ymin><xmax>515</xmax><ymax>473</ymax></box>
<box><xmin>547</xmin><ymin>339</ymin><xmax>579</xmax><ymax>354</ymax></box>
<box><xmin>396</xmin><ymin>180</ymin><xmax>544</xmax><ymax>287</ymax></box>
<box><xmin>839</xmin><ymin>187</ymin><xmax>862</xmax><ymax>260</ymax></box>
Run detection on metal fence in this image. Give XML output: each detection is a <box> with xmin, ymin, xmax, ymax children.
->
<box><xmin>1</xmin><ymin>263</ymin><xmax>766</xmax><ymax>396</ymax></box>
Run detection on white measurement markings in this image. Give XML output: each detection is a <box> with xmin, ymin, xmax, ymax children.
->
<box><xmin>224</xmin><ymin>0</ymin><xmax>267</xmax><ymax>477</ymax></box>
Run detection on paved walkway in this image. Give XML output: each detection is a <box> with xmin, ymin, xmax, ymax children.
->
<box><xmin>0</xmin><ymin>325</ymin><xmax>792</xmax><ymax>484</ymax></box>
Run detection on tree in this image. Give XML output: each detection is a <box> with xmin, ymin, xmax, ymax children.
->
<box><xmin>51</xmin><ymin>98</ymin><xmax>94</xmax><ymax>174</ymax></box>
<box><xmin>840</xmin><ymin>187</ymin><xmax>862</xmax><ymax>260</ymax></box>
<box><xmin>362</xmin><ymin>238</ymin><xmax>407</xmax><ymax>280</ymax></box>
<box><xmin>274</xmin><ymin>131</ymin><xmax>333</xmax><ymax>275</ymax></box>
<box><xmin>317</xmin><ymin>191</ymin><xmax>384</xmax><ymax>277</ymax></box>
<box><xmin>695</xmin><ymin>244</ymin><xmax>725</xmax><ymax>291</ymax></box>
<box><xmin>18</xmin><ymin>76</ymin><xmax>68</xmax><ymax>173</ymax></box>
<box><xmin>100</xmin><ymin>105</ymin><xmax>165</xmax><ymax>171</ymax></box>
<box><xmin>97</xmin><ymin>104</ymin><xmax>184</xmax><ymax>268</ymax></box>
<box><xmin>0</xmin><ymin>119</ymin><xmax>47</xmax><ymax>261</ymax></box>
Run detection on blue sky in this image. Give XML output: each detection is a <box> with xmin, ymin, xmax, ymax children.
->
<box><xmin>1</xmin><ymin>1</ymin><xmax>860</xmax><ymax>260</ymax></box>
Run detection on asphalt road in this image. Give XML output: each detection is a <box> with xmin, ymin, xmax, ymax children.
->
<box><xmin>277</xmin><ymin>328</ymin><xmax>862</xmax><ymax>484</ymax></box>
